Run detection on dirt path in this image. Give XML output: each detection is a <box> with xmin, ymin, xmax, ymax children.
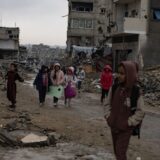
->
<box><xmin>0</xmin><ymin>81</ymin><xmax>160</xmax><ymax>160</ymax></box>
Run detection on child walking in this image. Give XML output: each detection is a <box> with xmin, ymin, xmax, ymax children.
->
<box><xmin>100</xmin><ymin>65</ymin><xmax>113</xmax><ymax>104</ymax></box>
<box><xmin>33</xmin><ymin>65</ymin><xmax>48</xmax><ymax>106</ymax></box>
<box><xmin>104</xmin><ymin>61</ymin><xmax>145</xmax><ymax>160</ymax></box>
<box><xmin>64</xmin><ymin>67</ymin><xmax>77</xmax><ymax>107</ymax></box>
<box><xmin>50</xmin><ymin>63</ymin><xmax>64</xmax><ymax>107</ymax></box>
<box><xmin>6</xmin><ymin>63</ymin><xmax>24</xmax><ymax>111</ymax></box>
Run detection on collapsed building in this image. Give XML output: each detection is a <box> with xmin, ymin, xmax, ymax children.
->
<box><xmin>0</xmin><ymin>27</ymin><xmax>19</xmax><ymax>60</ymax></box>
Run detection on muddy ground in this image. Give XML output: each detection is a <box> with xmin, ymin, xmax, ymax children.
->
<box><xmin>0</xmin><ymin>77</ymin><xmax>160</xmax><ymax>160</ymax></box>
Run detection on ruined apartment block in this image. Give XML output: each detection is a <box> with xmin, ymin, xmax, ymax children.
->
<box><xmin>107</xmin><ymin>0</ymin><xmax>160</xmax><ymax>69</ymax></box>
<box><xmin>0</xmin><ymin>27</ymin><xmax>19</xmax><ymax>60</ymax></box>
<box><xmin>67</xmin><ymin>0</ymin><xmax>109</xmax><ymax>53</ymax></box>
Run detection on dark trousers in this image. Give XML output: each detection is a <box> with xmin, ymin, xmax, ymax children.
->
<box><xmin>77</xmin><ymin>81</ymin><xmax>82</xmax><ymax>90</ymax></box>
<box><xmin>7</xmin><ymin>83</ymin><xmax>16</xmax><ymax>107</ymax></box>
<box><xmin>101</xmin><ymin>89</ymin><xmax>109</xmax><ymax>103</ymax></box>
<box><xmin>38</xmin><ymin>86</ymin><xmax>47</xmax><ymax>103</ymax></box>
<box><xmin>53</xmin><ymin>97</ymin><xmax>58</xmax><ymax>103</ymax></box>
<box><xmin>111</xmin><ymin>129</ymin><xmax>132</xmax><ymax>160</ymax></box>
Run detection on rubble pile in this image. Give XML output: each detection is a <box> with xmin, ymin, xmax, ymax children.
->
<box><xmin>139</xmin><ymin>66</ymin><xmax>160</xmax><ymax>108</ymax></box>
<box><xmin>0</xmin><ymin>111</ymin><xmax>60</xmax><ymax>147</ymax></box>
<box><xmin>83</xmin><ymin>73</ymin><xmax>101</xmax><ymax>93</ymax></box>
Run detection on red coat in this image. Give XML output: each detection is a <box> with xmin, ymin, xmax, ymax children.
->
<box><xmin>100</xmin><ymin>65</ymin><xmax>112</xmax><ymax>90</ymax></box>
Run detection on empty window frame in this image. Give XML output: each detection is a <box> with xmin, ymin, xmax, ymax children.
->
<box><xmin>72</xmin><ymin>2</ymin><xmax>93</xmax><ymax>12</ymax></box>
<box><xmin>153</xmin><ymin>9</ymin><xmax>160</xmax><ymax>20</ymax></box>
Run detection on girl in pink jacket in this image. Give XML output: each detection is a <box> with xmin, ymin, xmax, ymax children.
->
<box><xmin>50</xmin><ymin>63</ymin><xmax>64</xmax><ymax>107</ymax></box>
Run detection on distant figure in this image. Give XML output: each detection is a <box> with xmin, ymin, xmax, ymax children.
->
<box><xmin>77</xmin><ymin>66</ymin><xmax>85</xmax><ymax>93</ymax></box>
<box><xmin>50</xmin><ymin>63</ymin><xmax>64</xmax><ymax>107</ymax></box>
<box><xmin>33</xmin><ymin>65</ymin><xmax>48</xmax><ymax>106</ymax></box>
<box><xmin>100</xmin><ymin>65</ymin><xmax>113</xmax><ymax>104</ymax></box>
<box><xmin>104</xmin><ymin>61</ymin><xmax>145</xmax><ymax>160</ymax></box>
<box><xmin>6</xmin><ymin>63</ymin><xmax>24</xmax><ymax>111</ymax></box>
<box><xmin>64</xmin><ymin>66</ymin><xmax>77</xmax><ymax>107</ymax></box>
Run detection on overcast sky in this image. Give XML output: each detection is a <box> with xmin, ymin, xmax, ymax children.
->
<box><xmin>0</xmin><ymin>0</ymin><xmax>68</xmax><ymax>46</ymax></box>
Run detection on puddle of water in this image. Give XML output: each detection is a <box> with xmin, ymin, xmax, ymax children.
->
<box><xmin>0</xmin><ymin>143</ymin><xmax>115</xmax><ymax>160</ymax></box>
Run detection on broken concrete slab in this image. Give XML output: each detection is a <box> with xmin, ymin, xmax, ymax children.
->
<box><xmin>21</xmin><ymin>133</ymin><xmax>49</xmax><ymax>147</ymax></box>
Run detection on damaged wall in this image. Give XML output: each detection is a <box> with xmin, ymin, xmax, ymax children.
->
<box><xmin>141</xmin><ymin>0</ymin><xmax>160</xmax><ymax>67</ymax></box>
<box><xmin>67</xmin><ymin>0</ymin><xmax>109</xmax><ymax>53</ymax></box>
<box><xmin>0</xmin><ymin>27</ymin><xmax>19</xmax><ymax>60</ymax></box>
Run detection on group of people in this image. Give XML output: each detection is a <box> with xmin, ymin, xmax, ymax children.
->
<box><xmin>33</xmin><ymin>63</ymin><xmax>85</xmax><ymax>107</ymax></box>
<box><xmin>3</xmin><ymin>60</ymin><xmax>145</xmax><ymax>160</ymax></box>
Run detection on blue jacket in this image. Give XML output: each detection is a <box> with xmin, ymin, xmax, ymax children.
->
<box><xmin>33</xmin><ymin>71</ymin><xmax>47</xmax><ymax>90</ymax></box>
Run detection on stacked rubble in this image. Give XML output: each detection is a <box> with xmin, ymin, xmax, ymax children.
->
<box><xmin>83</xmin><ymin>66</ymin><xmax>160</xmax><ymax>108</ymax></box>
<box><xmin>139</xmin><ymin>66</ymin><xmax>160</xmax><ymax>108</ymax></box>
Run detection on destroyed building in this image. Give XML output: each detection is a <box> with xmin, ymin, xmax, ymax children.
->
<box><xmin>19</xmin><ymin>45</ymin><xmax>28</xmax><ymax>61</ymax></box>
<box><xmin>106</xmin><ymin>0</ymin><xmax>160</xmax><ymax>69</ymax></box>
<box><xmin>0</xmin><ymin>27</ymin><xmax>19</xmax><ymax>60</ymax></box>
<box><xmin>67</xmin><ymin>0</ymin><xmax>109</xmax><ymax>53</ymax></box>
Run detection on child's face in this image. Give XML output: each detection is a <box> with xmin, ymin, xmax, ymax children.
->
<box><xmin>55</xmin><ymin>66</ymin><xmax>60</xmax><ymax>71</ymax></box>
<box><xmin>10</xmin><ymin>64</ymin><xmax>15</xmax><ymax>71</ymax></box>
<box><xmin>118</xmin><ymin>65</ymin><xmax>126</xmax><ymax>83</ymax></box>
<box><xmin>67</xmin><ymin>69</ymin><xmax>72</xmax><ymax>75</ymax></box>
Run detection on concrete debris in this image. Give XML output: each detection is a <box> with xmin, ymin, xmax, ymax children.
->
<box><xmin>0</xmin><ymin>111</ymin><xmax>59</xmax><ymax>147</ymax></box>
<box><xmin>21</xmin><ymin>133</ymin><xmax>49</xmax><ymax>146</ymax></box>
<box><xmin>0</xmin><ymin>129</ymin><xmax>58</xmax><ymax>147</ymax></box>
<box><xmin>139</xmin><ymin>67</ymin><xmax>160</xmax><ymax>108</ymax></box>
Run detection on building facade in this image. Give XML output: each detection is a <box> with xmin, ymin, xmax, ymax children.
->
<box><xmin>107</xmin><ymin>0</ymin><xmax>160</xmax><ymax>69</ymax></box>
<box><xmin>0</xmin><ymin>27</ymin><xmax>19</xmax><ymax>59</ymax></box>
<box><xmin>67</xmin><ymin>0</ymin><xmax>109</xmax><ymax>53</ymax></box>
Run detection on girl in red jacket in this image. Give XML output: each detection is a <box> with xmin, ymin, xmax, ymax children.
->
<box><xmin>100</xmin><ymin>65</ymin><xmax>113</xmax><ymax>104</ymax></box>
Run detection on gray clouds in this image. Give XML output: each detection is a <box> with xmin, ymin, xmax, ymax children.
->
<box><xmin>0</xmin><ymin>0</ymin><xmax>68</xmax><ymax>45</ymax></box>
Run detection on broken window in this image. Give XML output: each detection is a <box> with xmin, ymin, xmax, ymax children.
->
<box><xmin>131</xmin><ymin>10</ymin><xmax>138</xmax><ymax>17</ymax></box>
<box><xmin>8</xmin><ymin>30</ymin><xmax>12</xmax><ymax>34</ymax></box>
<box><xmin>100</xmin><ymin>8</ymin><xmax>106</xmax><ymax>14</ymax></box>
<box><xmin>153</xmin><ymin>9</ymin><xmax>160</xmax><ymax>20</ymax></box>
<box><xmin>86</xmin><ymin>20</ymin><xmax>93</xmax><ymax>29</ymax></box>
<box><xmin>98</xmin><ymin>27</ymin><xmax>103</xmax><ymax>34</ymax></box>
<box><xmin>9</xmin><ymin>35</ymin><xmax>13</xmax><ymax>39</ymax></box>
<box><xmin>72</xmin><ymin>2</ymin><xmax>93</xmax><ymax>12</ymax></box>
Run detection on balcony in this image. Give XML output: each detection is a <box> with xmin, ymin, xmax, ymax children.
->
<box><xmin>114</xmin><ymin>17</ymin><xmax>147</xmax><ymax>35</ymax></box>
<box><xmin>123</xmin><ymin>17</ymin><xmax>147</xmax><ymax>34</ymax></box>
